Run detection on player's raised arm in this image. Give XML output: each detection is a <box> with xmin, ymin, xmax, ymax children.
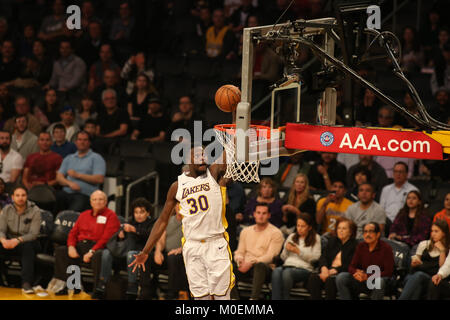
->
<box><xmin>128</xmin><ymin>181</ymin><xmax>178</xmax><ymax>272</ymax></box>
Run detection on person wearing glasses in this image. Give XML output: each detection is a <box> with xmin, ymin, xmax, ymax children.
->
<box><xmin>379</xmin><ymin>162</ymin><xmax>418</xmax><ymax>228</ymax></box>
<box><xmin>335</xmin><ymin>222</ymin><xmax>394</xmax><ymax>300</ymax></box>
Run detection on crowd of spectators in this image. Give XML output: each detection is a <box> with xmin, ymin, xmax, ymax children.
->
<box><xmin>0</xmin><ymin>0</ymin><xmax>449</xmax><ymax>300</ymax></box>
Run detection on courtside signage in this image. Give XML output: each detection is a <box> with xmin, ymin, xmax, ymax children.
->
<box><xmin>286</xmin><ymin>123</ymin><xmax>443</xmax><ymax>160</ymax></box>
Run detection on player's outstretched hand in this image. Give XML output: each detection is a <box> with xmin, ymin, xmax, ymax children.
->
<box><xmin>128</xmin><ymin>252</ymin><xmax>149</xmax><ymax>273</ymax></box>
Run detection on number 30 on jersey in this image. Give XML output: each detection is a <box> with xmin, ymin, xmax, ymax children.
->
<box><xmin>186</xmin><ymin>195</ymin><xmax>210</xmax><ymax>215</ymax></box>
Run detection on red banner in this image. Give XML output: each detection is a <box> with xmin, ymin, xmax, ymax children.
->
<box><xmin>285</xmin><ymin>123</ymin><xmax>443</xmax><ymax>160</ymax></box>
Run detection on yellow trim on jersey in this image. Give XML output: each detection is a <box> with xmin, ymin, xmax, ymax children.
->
<box><xmin>220</xmin><ymin>186</ymin><xmax>228</xmax><ymax>230</ymax></box>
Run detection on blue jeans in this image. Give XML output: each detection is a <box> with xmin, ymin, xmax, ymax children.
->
<box><xmin>336</xmin><ymin>272</ymin><xmax>388</xmax><ymax>300</ymax></box>
<box><xmin>271</xmin><ymin>266</ymin><xmax>311</xmax><ymax>300</ymax></box>
<box><xmin>399</xmin><ymin>271</ymin><xmax>431</xmax><ymax>300</ymax></box>
<box><xmin>100</xmin><ymin>249</ymin><xmax>140</xmax><ymax>284</ymax></box>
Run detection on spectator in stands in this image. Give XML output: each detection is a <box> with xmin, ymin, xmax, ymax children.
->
<box><xmin>389</xmin><ymin>190</ymin><xmax>431</xmax><ymax>247</ymax></box>
<box><xmin>77</xmin><ymin>20</ymin><xmax>105</xmax><ymax>69</ymax></box>
<box><xmin>93</xmin><ymin>68</ymin><xmax>127</xmax><ymax>109</ymax></box>
<box><xmin>0</xmin><ymin>83</ymin><xmax>14</xmax><ymax>119</ymax></box>
<box><xmin>420</xmin><ymin>8</ymin><xmax>441</xmax><ymax>62</ymax></box>
<box><xmin>83</xmin><ymin>119</ymin><xmax>97</xmax><ymax>140</ymax></box>
<box><xmin>18</xmin><ymin>24</ymin><xmax>36</xmax><ymax>60</ymax></box>
<box><xmin>272</xmin><ymin>213</ymin><xmax>321</xmax><ymax>300</ymax></box>
<box><xmin>127</xmin><ymin>73</ymin><xmax>158</xmax><ymax>122</ymax></box>
<box><xmin>131</xmin><ymin>97</ymin><xmax>169</xmax><ymax>143</ymax></box>
<box><xmin>45</xmin><ymin>40</ymin><xmax>87</xmax><ymax>96</ymax></box>
<box><xmin>55</xmin><ymin>131</ymin><xmax>105</xmax><ymax>212</ymax></box>
<box><xmin>47</xmin><ymin>105</ymin><xmax>80</xmax><ymax>143</ymax></box>
<box><xmin>0</xmin><ymin>17</ymin><xmax>12</xmax><ymax>44</ymax></box>
<box><xmin>400</xmin><ymin>26</ymin><xmax>424</xmax><ymax>74</ymax></box>
<box><xmin>88</xmin><ymin>44</ymin><xmax>121</xmax><ymax>94</ymax></box>
<box><xmin>433</xmin><ymin>192</ymin><xmax>450</xmax><ymax>228</ymax></box>
<box><xmin>430</xmin><ymin>41</ymin><xmax>450</xmax><ymax>95</ymax></box>
<box><xmin>376</xmin><ymin>154</ymin><xmax>415</xmax><ymax>180</ymax></box>
<box><xmin>274</xmin><ymin>153</ymin><xmax>311</xmax><ymax>188</ymax></box>
<box><xmin>307</xmin><ymin>217</ymin><xmax>358</xmax><ymax>300</ymax></box>
<box><xmin>374</xmin><ymin>105</ymin><xmax>397</xmax><ymax>128</ymax></box>
<box><xmin>0</xmin><ymin>178</ymin><xmax>11</xmax><ymax>209</ymax></box>
<box><xmin>345</xmin><ymin>183</ymin><xmax>386</xmax><ymax>239</ymax></box>
<box><xmin>96</xmin><ymin>89</ymin><xmax>129</xmax><ymax>138</ymax></box>
<box><xmin>193</xmin><ymin>6</ymin><xmax>212</xmax><ymax>42</ymax></box>
<box><xmin>241</xmin><ymin>177</ymin><xmax>284</xmax><ymax>227</ymax></box>
<box><xmin>96</xmin><ymin>197</ymin><xmax>156</xmax><ymax>300</ymax></box>
<box><xmin>0</xmin><ymin>102</ymin><xmax>5</xmax><ymax>131</ymax></box>
<box><xmin>153</xmin><ymin>205</ymin><xmax>190</xmax><ymax>300</ymax></box>
<box><xmin>50</xmin><ymin>123</ymin><xmax>77</xmax><ymax>158</ymax></box>
<box><xmin>22</xmin><ymin>132</ymin><xmax>62</xmax><ymax>190</ymax></box>
<box><xmin>0</xmin><ymin>186</ymin><xmax>41</xmax><ymax>294</ymax></box>
<box><xmin>401</xmin><ymin>92</ymin><xmax>421</xmax><ymax>129</ymax></box>
<box><xmin>346</xmin><ymin>166</ymin><xmax>370</xmax><ymax>202</ymax></box>
<box><xmin>22</xmin><ymin>40</ymin><xmax>53</xmax><ymax>86</ymax></box>
<box><xmin>429</xmin><ymin>88</ymin><xmax>450</xmax><ymax>124</ymax></box>
<box><xmin>379</xmin><ymin>161</ymin><xmax>419</xmax><ymax>225</ymax></box>
<box><xmin>109</xmin><ymin>1</ymin><xmax>136</xmax><ymax>63</ymax></box>
<box><xmin>233</xmin><ymin>203</ymin><xmax>284</xmax><ymax>300</ymax></box>
<box><xmin>230</xmin><ymin>0</ymin><xmax>259</xmax><ymax>35</ymax></box>
<box><xmin>75</xmin><ymin>94</ymin><xmax>97</xmax><ymax>128</ymax></box>
<box><xmin>205</xmin><ymin>8</ymin><xmax>236</xmax><ymax>60</ymax></box>
<box><xmin>336</xmin><ymin>222</ymin><xmax>394</xmax><ymax>300</ymax></box>
<box><xmin>47</xmin><ymin>190</ymin><xmax>120</xmax><ymax>295</ymax></box>
<box><xmin>316</xmin><ymin>180</ymin><xmax>354</xmax><ymax>235</ymax></box>
<box><xmin>34</xmin><ymin>89</ymin><xmax>61</xmax><ymax>129</ymax></box>
<box><xmin>4</xmin><ymin>96</ymin><xmax>41</xmax><ymax>136</ymax></box>
<box><xmin>281</xmin><ymin>173</ymin><xmax>316</xmax><ymax>236</ymax></box>
<box><xmin>121</xmin><ymin>51</ymin><xmax>155</xmax><ymax>96</ymax></box>
<box><xmin>37</xmin><ymin>0</ymin><xmax>69</xmax><ymax>44</ymax></box>
<box><xmin>10</xmin><ymin>115</ymin><xmax>39</xmax><ymax>161</ymax></box>
<box><xmin>346</xmin><ymin>155</ymin><xmax>388</xmax><ymax>199</ymax></box>
<box><xmin>0</xmin><ymin>39</ymin><xmax>22</xmax><ymax>83</ymax></box>
<box><xmin>308</xmin><ymin>152</ymin><xmax>347</xmax><ymax>192</ymax></box>
<box><xmin>169</xmin><ymin>95</ymin><xmax>203</xmax><ymax>140</ymax></box>
<box><xmin>399</xmin><ymin>219</ymin><xmax>450</xmax><ymax>300</ymax></box>
<box><xmin>72</xmin><ymin>0</ymin><xmax>101</xmax><ymax>40</ymax></box>
<box><xmin>355</xmin><ymin>88</ymin><xmax>381</xmax><ymax>126</ymax></box>
<box><xmin>0</xmin><ymin>130</ymin><xmax>23</xmax><ymax>184</ymax></box>
<box><xmin>427</xmin><ymin>238</ymin><xmax>450</xmax><ymax>299</ymax></box>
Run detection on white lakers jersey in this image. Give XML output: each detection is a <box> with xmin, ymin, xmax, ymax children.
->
<box><xmin>175</xmin><ymin>168</ymin><xmax>227</xmax><ymax>241</ymax></box>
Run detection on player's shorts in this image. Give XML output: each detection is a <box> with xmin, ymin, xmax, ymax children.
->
<box><xmin>182</xmin><ymin>234</ymin><xmax>235</xmax><ymax>298</ymax></box>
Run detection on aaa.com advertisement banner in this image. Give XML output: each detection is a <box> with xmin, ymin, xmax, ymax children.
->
<box><xmin>285</xmin><ymin>124</ymin><xmax>443</xmax><ymax>160</ymax></box>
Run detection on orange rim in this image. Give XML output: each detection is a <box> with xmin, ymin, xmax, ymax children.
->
<box><xmin>214</xmin><ymin>124</ymin><xmax>276</xmax><ymax>139</ymax></box>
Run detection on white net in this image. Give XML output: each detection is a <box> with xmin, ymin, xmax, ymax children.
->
<box><xmin>214</xmin><ymin>125</ymin><xmax>264</xmax><ymax>183</ymax></box>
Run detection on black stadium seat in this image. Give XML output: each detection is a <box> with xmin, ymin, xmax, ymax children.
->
<box><xmin>122</xmin><ymin>156</ymin><xmax>157</xmax><ymax>181</ymax></box>
<box><xmin>118</xmin><ymin>139</ymin><xmax>153</xmax><ymax>158</ymax></box>
<box><xmin>28</xmin><ymin>185</ymin><xmax>57</xmax><ymax>213</ymax></box>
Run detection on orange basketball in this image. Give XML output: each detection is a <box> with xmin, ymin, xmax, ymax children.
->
<box><xmin>215</xmin><ymin>84</ymin><xmax>241</xmax><ymax>112</ymax></box>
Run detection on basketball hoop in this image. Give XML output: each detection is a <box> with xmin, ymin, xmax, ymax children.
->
<box><xmin>214</xmin><ymin>124</ymin><xmax>271</xmax><ymax>183</ymax></box>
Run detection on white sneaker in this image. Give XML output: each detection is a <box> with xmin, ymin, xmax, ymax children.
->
<box><xmin>50</xmin><ymin>279</ymin><xmax>66</xmax><ymax>294</ymax></box>
<box><xmin>46</xmin><ymin>278</ymin><xmax>58</xmax><ymax>292</ymax></box>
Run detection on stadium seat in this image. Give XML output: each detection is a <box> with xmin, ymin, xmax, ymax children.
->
<box><xmin>122</xmin><ymin>156</ymin><xmax>157</xmax><ymax>181</ymax></box>
<box><xmin>161</xmin><ymin>75</ymin><xmax>194</xmax><ymax>109</ymax></box>
<box><xmin>218</xmin><ymin>59</ymin><xmax>241</xmax><ymax>83</ymax></box>
<box><xmin>28</xmin><ymin>185</ymin><xmax>57</xmax><ymax>213</ymax></box>
<box><xmin>103</xmin><ymin>154</ymin><xmax>122</xmax><ymax>178</ymax></box>
<box><xmin>154</xmin><ymin>55</ymin><xmax>186</xmax><ymax>76</ymax></box>
<box><xmin>186</xmin><ymin>55</ymin><xmax>219</xmax><ymax>80</ymax></box>
<box><xmin>117</xmin><ymin>139</ymin><xmax>153</xmax><ymax>158</ymax></box>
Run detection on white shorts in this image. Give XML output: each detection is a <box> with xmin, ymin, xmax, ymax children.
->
<box><xmin>182</xmin><ymin>234</ymin><xmax>235</xmax><ymax>298</ymax></box>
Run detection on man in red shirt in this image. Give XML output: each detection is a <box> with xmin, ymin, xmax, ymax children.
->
<box><xmin>22</xmin><ymin>132</ymin><xmax>62</xmax><ymax>190</ymax></box>
<box><xmin>335</xmin><ymin>222</ymin><xmax>394</xmax><ymax>300</ymax></box>
<box><xmin>433</xmin><ymin>192</ymin><xmax>450</xmax><ymax>228</ymax></box>
<box><xmin>47</xmin><ymin>190</ymin><xmax>120</xmax><ymax>295</ymax></box>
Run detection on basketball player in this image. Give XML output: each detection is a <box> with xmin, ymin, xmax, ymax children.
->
<box><xmin>129</xmin><ymin>145</ymin><xmax>235</xmax><ymax>300</ymax></box>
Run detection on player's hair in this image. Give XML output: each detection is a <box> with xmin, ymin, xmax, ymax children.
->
<box><xmin>286</xmin><ymin>173</ymin><xmax>311</xmax><ymax>209</ymax></box>
<box><xmin>292</xmin><ymin>213</ymin><xmax>317</xmax><ymax>247</ymax></box>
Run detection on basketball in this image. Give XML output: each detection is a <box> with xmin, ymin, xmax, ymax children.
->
<box><xmin>215</xmin><ymin>84</ymin><xmax>241</xmax><ymax>112</ymax></box>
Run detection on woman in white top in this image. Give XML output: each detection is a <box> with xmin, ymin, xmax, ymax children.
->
<box><xmin>271</xmin><ymin>213</ymin><xmax>321</xmax><ymax>300</ymax></box>
<box><xmin>399</xmin><ymin>219</ymin><xmax>450</xmax><ymax>299</ymax></box>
